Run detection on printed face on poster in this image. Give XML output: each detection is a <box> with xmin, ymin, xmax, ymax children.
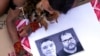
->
<box><xmin>29</xmin><ymin>2</ymin><xmax>100</xmax><ymax>56</ymax></box>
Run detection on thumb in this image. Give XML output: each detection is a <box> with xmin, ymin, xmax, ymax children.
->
<box><xmin>18</xmin><ymin>26</ymin><xmax>24</xmax><ymax>33</ymax></box>
<box><xmin>19</xmin><ymin>30</ymin><xmax>28</xmax><ymax>37</ymax></box>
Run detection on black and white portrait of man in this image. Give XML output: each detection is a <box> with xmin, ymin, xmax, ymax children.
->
<box><xmin>58</xmin><ymin>28</ymin><xmax>84</xmax><ymax>56</ymax></box>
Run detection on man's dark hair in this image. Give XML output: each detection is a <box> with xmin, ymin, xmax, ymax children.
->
<box><xmin>59</xmin><ymin>32</ymin><xmax>73</xmax><ymax>42</ymax></box>
<box><xmin>48</xmin><ymin>0</ymin><xmax>75</xmax><ymax>13</ymax></box>
<box><xmin>40</xmin><ymin>38</ymin><xmax>53</xmax><ymax>46</ymax></box>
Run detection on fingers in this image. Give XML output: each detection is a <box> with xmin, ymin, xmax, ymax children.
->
<box><xmin>8</xmin><ymin>51</ymin><xmax>16</xmax><ymax>56</ymax></box>
<box><xmin>12</xmin><ymin>8</ymin><xmax>21</xmax><ymax>17</ymax></box>
<box><xmin>18</xmin><ymin>25</ymin><xmax>31</xmax><ymax>37</ymax></box>
<box><xmin>19</xmin><ymin>30</ymin><xmax>28</xmax><ymax>37</ymax></box>
<box><xmin>18</xmin><ymin>26</ymin><xmax>24</xmax><ymax>32</ymax></box>
<box><xmin>18</xmin><ymin>26</ymin><xmax>27</xmax><ymax>37</ymax></box>
<box><xmin>41</xmin><ymin>0</ymin><xmax>54</xmax><ymax>14</ymax></box>
<box><xmin>8</xmin><ymin>8</ymin><xmax>21</xmax><ymax>14</ymax></box>
<box><xmin>7</xmin><ymin>8</ymin><xmax>21</xmax><ymax>22</ymax></box>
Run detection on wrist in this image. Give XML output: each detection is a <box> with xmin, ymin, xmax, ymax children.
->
<box><xmin>6</xmin><ymin>17</ymin><xmax>16</xmax><ymax>23</ymax></box>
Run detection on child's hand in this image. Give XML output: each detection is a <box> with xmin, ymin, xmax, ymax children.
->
<box><xmin>41</xmin><ymin>0</ymin><xmax>54</xmax><ymax>14</ymax></box>
<box><xmin>7</xmin><ymin>8</ymin><xmax>21</xmax><ymax>22</ymax></box>
<box><xmin>8</xmin><ymin>51</ymin><xmax>16</xmax><ymax>56</ymax></box>
<box><xmin>19</xmin><ymin>25</ymin><xmax>30</xmax><ymax>37</ymax></box>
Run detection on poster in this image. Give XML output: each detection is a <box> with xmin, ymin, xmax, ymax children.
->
<box><xmin>35</xmin><ymin>28</ymin><xmax>84</xmax><ymax>56</ymax></box>
<box><xmin>29</xmin><ymin>2</ymin><xmax>100</xmax><ymax>56</ymax></box>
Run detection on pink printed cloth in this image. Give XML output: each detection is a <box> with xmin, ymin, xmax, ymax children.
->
<box><xmin>15</xmin><ymin>19</ymin><xmax>31</xmax><ymax>54</ymax></box>
<box><xmin>91</xmin><ymin>0</ymin><xmax>100</xmax><ymax>21</ymax></box>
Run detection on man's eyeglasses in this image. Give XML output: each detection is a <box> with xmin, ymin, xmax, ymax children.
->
<box><xmin>62</xmin><ymin>37</ymin><xmax>73</xmax><ymax>42</ymax></box>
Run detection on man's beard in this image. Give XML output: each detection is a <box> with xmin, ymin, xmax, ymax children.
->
<box><xmin>66</xmin><ymin>43</ymin><xmax>76</xmax><ymax>51</ymax></box>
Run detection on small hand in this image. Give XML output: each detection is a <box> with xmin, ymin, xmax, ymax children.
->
<box><xmin>7</xmin><ymin>8</ymin><xmax>21</xmax><ymax>22</ymax></box>
<box><xmin>18</xmin><ymin>25</ymin><xmax>31</xmax><ymax>37</ymax></box>
<box><xmin>8</xmin><ymin>51</ymin><xmax>16</xmax><ymax>56</ymax></box>
<box><xmin>40</xmin><ymin>0</ymin><xmax>54</xmax><ymax>14</ymax></box>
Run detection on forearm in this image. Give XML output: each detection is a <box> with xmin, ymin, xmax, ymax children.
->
<box><xmin>6</xmin><ymin>17</ymin><xmax>19</xmax><ymax>43</ymax></box>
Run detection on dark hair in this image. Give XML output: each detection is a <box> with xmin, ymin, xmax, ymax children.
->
<box><xmin>23</xmin><ymin>0</ymin><xmax>40</xmax><ymax>18</ymax></box>
<box><xmin>48</xmin><ymin>0</ymin><xmax>75</xmax><ymax>13</ymax></box>
<box><xmin>59</xmin><ymin>32</ymin><xmax>72</xmax><ymax>42</ymax></box>
<box><xmin>40</xmin><ymin>38</ymin><xmax>53</xmax><ymax>46</ymax></box>
<box><xmin>8</xmin><ymin>0</ymin><xmax>41</xmax><ymax>19</ymax></box>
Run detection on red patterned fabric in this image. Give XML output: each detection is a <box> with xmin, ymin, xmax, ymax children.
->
<box><xmin>14</xmin><ymin>41</ymin><xmax>23</xmax><ymax>54</ymax></box>
<box><xmin>14</xmin><ymin>18</ymin><xmax>40</xmax><ymax>56</ymax></box>
<box><xmin>91</xmin><ymin>0</ymin><xmax>100</xmax><ymax>21</ymax></box>
<box><xmin>30</xmin><ymin>21</ymin><xmax>40</xmax><ymax>32</ymax></box>
<box><xmin>22</xmin><ymin>37</ymin><xmax>30</xmax><ymax>48</ymax></box>
<box><xmin>15</xmin><ymin>19</ymin><xmax>31</xmax><ymax>53</ymax></box>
